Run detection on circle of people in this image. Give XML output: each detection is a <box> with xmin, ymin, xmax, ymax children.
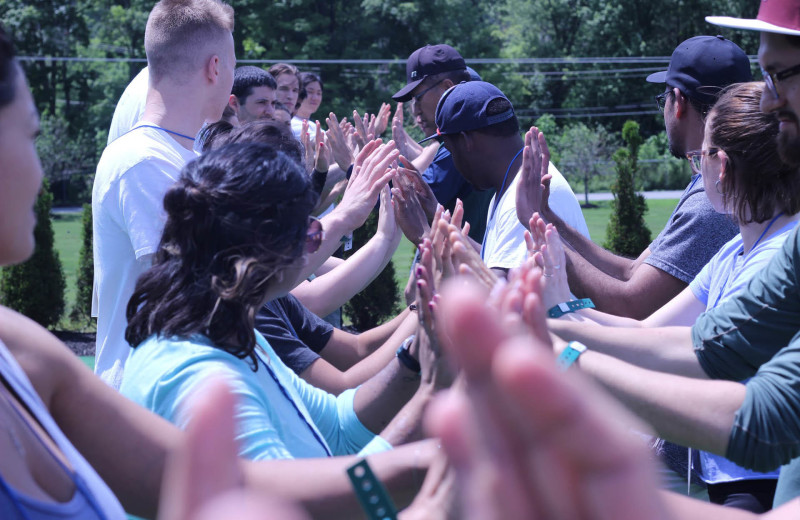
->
<box><xmin>2</xmin><ymin>0</ymin><xmax>800</xmax><ymax>518</ymax></box>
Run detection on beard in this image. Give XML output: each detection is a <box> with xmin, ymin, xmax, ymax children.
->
<box><xmin>777</xmin><ymin>127</ymin><xmax>800</xmax><ymax>167</ymax></box>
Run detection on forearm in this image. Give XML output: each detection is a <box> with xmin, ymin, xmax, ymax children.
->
<box><xmin>579</xmin><ymin>350</ymin><xmax>741</xmax><ymax>456</ymax></box>
<box><xmin>550</xmin><ymin>321</ymin><xmax>707</xmax><ymax>378</ymax></box>
<box><xmin>547</xmin><ymin>208</ymin><xmax>635</xmax><ymax>279</ymax></box>
<box><xmin>661</xmin><ymin>490</ymin><xmax>760</xmax><ymax>520</ymax></box>
<box><xmin>411</xmin><ymin>143</ymin><xmax>439</xmax><ymax>173</ymax></box>
<box><xmin>357</xmin><ymin>310</ymin><xmax>416</xmax><ymax>357</ymax></box>
<box><xmin>292</xmin><ymin>233</ymin><xmax>400</xmax><ymax>317</ymax></box>
<box><xmin>301</xmin><ymin>210</ymin><xmax>354</xmax><ymax>280</ymax></box>
<box><xmin>241</xmin><ymin>439</ymin><xmax>436</xmax><ymax>519</ymax></box>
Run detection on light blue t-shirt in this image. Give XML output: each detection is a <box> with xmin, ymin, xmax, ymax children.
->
<box><xmin>689</xmin><ymin>219</ymin><xmax>799</xmax><ymax>484</ymax></box>
<box><xmin>120</xmin><ymin>331</ymin><xmax>391</xmax><ymax>460</ymax></box>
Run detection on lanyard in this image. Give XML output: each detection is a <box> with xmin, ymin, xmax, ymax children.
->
<box><xmin>133</xmin><ymin>124</ymin><xmax>196</xmax><ymax>142</ymax></box>
<box><xmin>481</xmin><ymin>147</ymin><xmax>524</xmax><ymax>260</ymax></box>
<box><xmin>712</xmin><ymin>212</ymin><xmax>784</xmax><ymax>308</ymax></box>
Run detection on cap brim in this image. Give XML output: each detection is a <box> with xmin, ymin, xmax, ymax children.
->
<box><xmin>646</xmin><ymin>70</ymin><xmax>668</xmax><ymax>83</ymax></box>
<box><xmin>392</xmin><ymin>78</ymin><xmax>425</xmax><ymax>102</ymax></box>
<box><xmin>706</xmin><ymin>15</ymin><xmax>800</xmax><ymax>37</ymax></box>
<box><xmin>418</xmin><ymin>133</ymin><xmax>444</xmax><ymax>145</ymax></box>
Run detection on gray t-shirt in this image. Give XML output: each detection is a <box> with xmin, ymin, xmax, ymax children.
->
<box><xmin>645</xmin><ymin>175</ymin><xmax>738</xmax><ymax>283</ymax></box>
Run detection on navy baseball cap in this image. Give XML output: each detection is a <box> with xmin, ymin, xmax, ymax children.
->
<box><xmin>646</xmin><ymin>35</ymin><xmax>752</xmax><ymax>106</ymax></box>
<box><xmin>392</xmin><ymin>44</ymin><xmax>467</xmax><ymax>102</ymax></box>
<box><xmin>419</xmin><ymin>81</ymin><xmax>515</xmax><ymax>144</ymax></box>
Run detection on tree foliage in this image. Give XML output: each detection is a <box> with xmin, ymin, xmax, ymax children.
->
<box><xmin>71</xmin><ymin>203</ymin><xmax>94</xmax><ymax>324</ymax></box>
<box><xmin>0</xmin><ymin>180</ymin><xmax>66</xmax><ymax>328</ymax></box>
<box><xmin>604</xmin><ymin>121</ymin><xmax>651</xmax><ymax>257</ymax></box>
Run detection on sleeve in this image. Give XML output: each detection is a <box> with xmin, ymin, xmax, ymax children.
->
<box><xmin>689</xmin><ymin>258</ymin><xmax>713</xmax><ymax>306</ymax></box>
<box><xmin>422</xmin><ymin>148</ymin><xmax>468</xmax><ymax>206</ymax></box>
<box><xmin>693</xmin><ymin>228</ymin><xmax>800</xmax><ymax>381</ymax></box>
<box><xmin>283</xmin><ymin>294</ymin><xmax>334</xmax><ymax>354</ymax></box>
<box><xmin>645</xmin><ymin>188</ymin><xmax>737</xmax><ymax>283</ymax></box>
<box><xmin>726</xmin><ymin>336</ymin><xmax>800</xmax><ymax>472</ymax></box>
<box><xmin>117</xmin><ymin>159</ymin><xmax>181</xmax><ymax>259</ymax></box>
<box><xmin>142</xmin><ymin>354</ymin><xmax>297</xmax><ymax>461</ymax></box>
<box><xmin>483</xmin><ymin>202</ymin><xmax>527</xmax><ymax>270</ymax></box>
<box><xmin>254</xmin><ymin>302</ymin><xmax>321</xmax><ymax>375</ymax></box>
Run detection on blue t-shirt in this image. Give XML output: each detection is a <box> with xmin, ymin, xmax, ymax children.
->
<box><xmin>688</xmin><ymin>220</ymin><xmax>798</xmax><ymax>484</ymax></box>
<box><xmin>120</xmin><ymin>331</ymin><xmax>391</xmax><ymax>460</ymax></box>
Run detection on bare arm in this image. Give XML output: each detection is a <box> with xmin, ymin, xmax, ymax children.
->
<box><xmin>578</xmin><ymin>349</ymin><xmax>744</xmax><ymax>457</ymax></box>
<box><xmin>563</xmin><ymin>245</ymin><xmax>688</xmax><ymax>319</ymax></box>
<box><xmin>322</xmin><ymin>310</ymin><xmax>417</xmax><ymax>370</ymax></box>
<box><xmin>548</xmin><ymin>319</ymin><xmax>707</xmax><ymax>378</ymax></box>
<box><xmin>291</xmin><ymin>185</ymin><xmax>401</xmax><ymax>317</ymax></box>
<box><xmin>299</xmin><ymin>312</ymin><xmax>418</xmax><ymax>394</ymax></box>
<box><xmin>574</xmin><ymin>285</ymin><xmax>707</xmax><ymax>328</ymax></box>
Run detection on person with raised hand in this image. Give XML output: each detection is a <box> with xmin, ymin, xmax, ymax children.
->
<box><xmin>516</xmin><ymin>37</ymin><xmax>750</xmax><ymax>320</ymax></box>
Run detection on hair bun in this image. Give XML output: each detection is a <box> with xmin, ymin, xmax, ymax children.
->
<box><xmin>163</xmin><ymin>182</ymin><xmax>206</xmax><ymax>218</ymax></box>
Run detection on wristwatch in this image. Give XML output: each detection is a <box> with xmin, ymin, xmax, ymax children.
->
<box><xmin>395</xmin><ymin>335</ymin><xmax>420</xmax><ymax>374</ymax></box>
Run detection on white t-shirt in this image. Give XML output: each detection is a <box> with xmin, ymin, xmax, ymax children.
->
<box><xmin>291</xmin><ymin>116</ymin><xmax>316</xmax><ymax>141</ymax></box>
<box><xmin>481</xmin><ymin>162</ymin><xmax>589</xmax><ymax>269</ymax></box>
<box><xmin>107</xmin><ymin>67</ymin><xmax>149</xmax><ymax>145</ymax></box>
<box><xmin>92</xmin><ymin>125</ymin><xmax>198</xmax><ymax>389</ymax></box>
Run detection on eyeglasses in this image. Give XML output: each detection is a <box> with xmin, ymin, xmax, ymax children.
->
<box><xmin>410</xmin><ymin>80</ymin><xmax>442</xmax><ymax>111</ymax></box>
<box><xmin>762</xmin><ymin>64</ymin><xmax>800</xmax><ymax>99</ymax></box>
<box><xmin>305</xmin><ymin>216</ymin><xmax>324</xmax><ymax>254</ymax></box>
<box><xmin>655</xmin><ymin>91</ymin><xmax>669</xmax><ymax>112</ymax></box>
<box><xmin>685</xmin><ymin>148</ymin><xmax>721</xmax><ymax>174</ymax></box>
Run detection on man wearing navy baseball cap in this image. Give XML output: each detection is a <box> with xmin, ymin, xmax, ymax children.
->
<box><xmin>391</xmin><ymin>44</ymin><xmax>493</xmax><ymax>243</ymax></box>
<box><xmin>431</xmin><ymin>81</ymin><xmax>588</xmax><ymax>276</ymax></box>
<box><xmin>520</xmin><ymin>35</ymin><xmax>746</xmax><ymax>323</ymax></box>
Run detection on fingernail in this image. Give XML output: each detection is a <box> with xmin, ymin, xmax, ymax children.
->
<box><xmin>429</xmin><ymin>301</ymin><xmax>435</xmax><ymax>311</ymax></box>
<box><xmin>416</xmin><ymin>266</ymin><xmax>423</xmax><ymax>276</ymax></box>
<box><xmin>417</xmin><ymin>280</ymin><xmax>423</xmax><ymax>287</ymax></box>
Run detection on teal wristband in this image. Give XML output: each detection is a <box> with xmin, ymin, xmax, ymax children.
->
<box><xmin>347</xmin><ymin>460</ymin><xmax>398</xmax><ymax>520</ymax></box>
<box><xmin>557</xmin><ymin>341</ymin><xmax>587</xmax><ymax>371</ymax></box>
<box><xmin>547</xmin><ymin>298</ymin><xmax>595</xmax><ymax>318</ymax></box>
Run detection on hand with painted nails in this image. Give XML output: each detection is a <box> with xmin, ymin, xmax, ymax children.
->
<box><xmin>426</xmin><ymin>280</ymin><xmax>670</xmax><ymax>520</ymax></box>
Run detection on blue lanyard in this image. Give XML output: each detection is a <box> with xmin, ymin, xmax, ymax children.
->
<box><xmin>133</xmin><ymin>124</ymin><xmax>196</xmax><ymax>142</ymax></box>
<box><xmin>712</xmin><ymin>212</ymin><xmax>784</xmax><ymax>308</ymax></box>
<box><xmin>481</xmin><ymin>147</ymin><xmax>524</xmax><ymax>260</ymax></box>
<box><xmin>255</xmin><ymin>347</ymin><xmax>333</xmax><ymax>457</ymax></box>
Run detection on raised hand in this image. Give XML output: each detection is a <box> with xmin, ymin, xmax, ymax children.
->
<box><xmin>392</xmin><ymin>169</ymin><xmax>433</xmax><ymax>246</ymax></box>
<box><xmin>325</xmin><ymin>112</ymin><xmax>354</xmax><ymax>171</ymax></box>
<box><xmin>377</xmin><ymin>183</ymin><xmax>402</xmax><ymax>248</ymax></box>
<box><xmin>336</xmin><ymin>140</ymin><xmax>398</xmax><ymax>231</ymax></box>
<box><xmin>448</xmin><ymin>224</ymin><xmax>498</xmax><ymax>291</ymax></box>
<box><xmin>394</xmin><ymin>163</ymin><xmax>438</xmax><ymax>220</ymax></box>
<box><xmin>300</xmin><ymin>119</ymin><xmax>315</xmax><ymax>173</ymax></box>
<box><xmin>370</xmin><ymin>102</ymin><xmax>392</xmax><ymax>137</ymax></box>
<box><xmin>414</xmin><ymin>247</ymin><xmax>454</xmax><ymax>390</ymax></box>
<box><xmin>313</xmin><ymin>122</ymin><xmax>330</xmax><ymax>174</ymax></box>
<box><xmin>427</xmin><ymin>280</ymin><xmax>668</xmax><ymax>520</ymax></box>
<box><xmin>516</xmin><ymin>126</ymin><xmax>553</xmax><ymax>229</ymax></box>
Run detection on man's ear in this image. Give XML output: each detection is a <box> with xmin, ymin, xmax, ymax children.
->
<box><xmin>228</xmin><ymin>94</ymin><xmax>240</xmax><ymax>114</ymax></box>
<box><xmin>440</xmin><ymin>78</ymin><xmax>455</xmax><ymax>90</ymax></box>
<box><xmin>672</xmin><ymin>87</ymin><xmax>688</xmax><ymax>119</ymax></box>
<box><xmin>206</xmin><ymin>54</ymin><xmax>221</xmax><ymax>84</ymax></box>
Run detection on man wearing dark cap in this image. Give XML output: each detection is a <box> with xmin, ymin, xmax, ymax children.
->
<box><xmin>520</xmin><ymin>35</ymin><xmax>748</xmax><ymax>320</ymax></box>
<box><xmin>431</xmin><ymin>81</ymin><xmax>587</xmax><ymax>275</ymax></box>
<box><xmin>392</xmin><ymin>44</ymin><xmax>493</xmax><ymax>242</ymax></box>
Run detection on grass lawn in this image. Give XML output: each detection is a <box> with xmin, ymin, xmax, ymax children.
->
<box><xmin>52</xmin><ymin>200</ymin><xmax>679</xmax><ymax>332</ymax></box>
<box><xmin>51</xmin><ymin>212</ymin><xmax>83</xmax><ymax>319</ymax></box>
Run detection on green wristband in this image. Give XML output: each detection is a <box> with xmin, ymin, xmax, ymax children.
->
<box><xmin>347</xmin><ymin>460</ymin><xmax>398</xmax><ymax>520</ymax></box>
<box><xmin>547</xmin><ymin>298</ymin><xmax>595</xmax><ymax>318</ymax></box>
<box><xmin>557</xmin><ymin>341</ymin><xmax>587</xmax><ymax>371</ymax></box>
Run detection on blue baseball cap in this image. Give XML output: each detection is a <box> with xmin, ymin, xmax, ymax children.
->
<box><xmin>419</xmin><ymin>81</ymin><xmax>515</xmax><ymax>144</ymax></box>
<box><xmin>646</xmin><ymin>35</ymin><xmax>752</xmax><ymax>106</ymax></box>
<box><xmin>393</xmin><ymin>44</ymin><xmax>467</xmax><ymax>102</ymax></box>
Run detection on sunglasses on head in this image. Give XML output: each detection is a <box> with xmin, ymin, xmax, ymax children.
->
<box><xmin>306</xmin><ymin>216</ymin><xmax>324</xmax><ymax>254</ymax></box>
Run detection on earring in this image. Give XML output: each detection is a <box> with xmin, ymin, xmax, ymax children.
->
<box><xmin>715</xmin><ymin>179</ymin><xmax>725</xmax><ymax>195</ymax></box>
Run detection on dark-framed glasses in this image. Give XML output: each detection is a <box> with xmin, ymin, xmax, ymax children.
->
<box><xmin>685</xmin><ymin>147</ymin><xmax>721</xmax><ymax>174</ymax></box>
<box><xmin>655</xmin><ymin>91</ymin><xmax>669</xmax><ymax>112</ymax></box>
<box><xmin>305</xmin><ymin>216</ymin><xmax>324</xmax><ymax>254</ymax></box>
<box><xmin>410</xmin><ymin>80</ymin><xmax>442</xmax><ymax>111</ymax></box>
<box><xmin>762</xmin><ymin>64</ymin><xmax>800</xmax><ymax>99</ymax></box>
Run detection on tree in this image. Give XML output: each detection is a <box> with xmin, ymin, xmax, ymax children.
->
<box><xmin>604</xmin><ymin>120</ymin><xmax>650</xmax><ymax>257</ymax></box>
<box><xmin>71</xmin><ymin>204</ymin><xmax>94</xmax><ymax>324</ymax></box>
<box><xmin>343</xmin><ymin>210</ymin><xmax>400</xmax><ymax>331</ymax></box>
<box><xmin>555</xmin><ymin>123</ymin><xmax>614</xmax><ymax>205</ymax></box>
<box><xmin>0</xmin><ymin>180</ymin><xmax>66</xmax><ymax>328</ymax></box>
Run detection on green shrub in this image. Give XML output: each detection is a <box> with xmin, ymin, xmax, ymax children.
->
<box><xmin>604</xmin><ymin>121</ymin><xmax>651</xmax><ymax>257</ymax></box>
<box><xmin>343</xmin><ymin>209</ymin><xmax>400</xmax><ymax>331</ymax></box>
<box><xmin>71</xmin><ymin>204</ymin><xmax>94</xmax><ymax>323</ymax></box>
<box><xmin>0</xmin><ymin>180</ymin><xmax>66</xmax><ymax>328</ymax></box>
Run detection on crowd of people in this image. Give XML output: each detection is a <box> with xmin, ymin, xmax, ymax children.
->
<box><xmin>4</xmin><ymin>0</ymin><xmax>800</xmax><ymax>518</ymax></box>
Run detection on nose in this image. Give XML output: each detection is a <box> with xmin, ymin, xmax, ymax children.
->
<box><xmin>761</xmin><ymin>83</ymin><xmax>787</xmax><ymax>114</ymax></box>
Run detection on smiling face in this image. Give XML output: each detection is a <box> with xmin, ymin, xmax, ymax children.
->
<box><xmin>298</xmin><ymin>80</ymin><xmax>322</xmax><ymax>118</ymax></box>
<box><xmin>0</xmin><ymin>65</ymin><xmax>43</xmax><ymax>266</ymax></box>
<box><xmin>759</xmin><ymin>32</ymin><xmax>800</xmax><ymax>166</ymax></box>
<box><xmin>275</xmin><ymin>73</ymin><xmax>300</xmax><ymax>112</ymax></box>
